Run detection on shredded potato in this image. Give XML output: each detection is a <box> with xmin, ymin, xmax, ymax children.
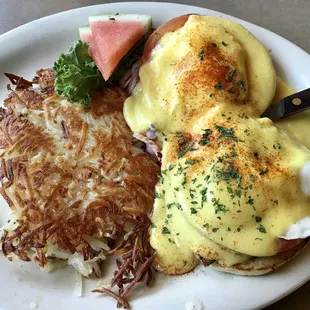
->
<box><xmin>0</xmin><ymin>69</ymin><xmax>159</xmax><ymax>286</ymax></box>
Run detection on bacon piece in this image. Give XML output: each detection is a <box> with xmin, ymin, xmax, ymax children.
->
<box><xmin>4</xmin><ymin>73</ymin><xmax>33</xmax><ymax>90</ymax></box>
<box><xmin>93</xmin><ymin>216</ymin><xmax>156</xmax><ymax>308</ymax></box>
<box><xmin>121</xmin><ymin>252</ymin><xmax>156</xmax><ymax>297</ymax></box>
<box><xmin>92</xmin><ymin>287</ymin><xmax>130</xmax><ymax>309</ymax></box>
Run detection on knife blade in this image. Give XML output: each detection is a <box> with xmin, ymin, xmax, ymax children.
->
<box><xmin>261</xmin><ymin>88</ymin><xmax>310</xmax><ymax>121</ymax></box>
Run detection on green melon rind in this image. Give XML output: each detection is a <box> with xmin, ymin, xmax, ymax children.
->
<box><xmin>88</xmin><ymin>14</ymin><xmax>152</xmax><ymax>33</ymax></box>
<box><xmin>78</xmin><ymin>26</ymin><xmax>91</xmax><ymax>39</ymax></box>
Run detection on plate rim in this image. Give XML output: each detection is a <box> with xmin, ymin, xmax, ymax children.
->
<box><xmin>0</xmin><ymin>1</ymin><xmax>309</xmax><ymax>60</ymax></box>
<box><xmin>0</xmin><ymin>2</ymin><xmax>309</xmax><ymax>310</ymax></box>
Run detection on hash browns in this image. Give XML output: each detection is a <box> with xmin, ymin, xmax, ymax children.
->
<box><xmin>0</xmin><ymin>69</ymin><xmax>159</xmax><ymax>273</ymax></box>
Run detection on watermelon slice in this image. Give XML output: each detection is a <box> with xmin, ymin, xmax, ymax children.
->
<box><xmin>79</xmin><ymin>26</ymin><xmax>92</xmax><ymax>42</ymax></box>
<box><xmin>78</xmin><ymin>26</ymin><xmax>109</xmax><ymax>79</ymax></box>
<box><xmin>85</xmin><ymin>14</ymin><xmax>152</xmax><ymax>81</ymax></box>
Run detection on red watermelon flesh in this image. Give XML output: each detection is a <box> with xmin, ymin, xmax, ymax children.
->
<box><xmin>88</xmin><ymin>14</ymin><xmax>152</xmax><ymax>81</ymax></box>
<box><xmin>79</xmin><ymin>26</ymin><xmax>107</xmax><ymax>78</ymax></box>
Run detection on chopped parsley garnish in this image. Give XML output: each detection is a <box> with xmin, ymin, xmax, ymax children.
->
<box><xmin>214</xmin><ymin>82</ymin><xmax>223</xmax><ymax>90</ymax></box>
<box><xmin>191</xmin><ymin>201</ymin><xmax>198</xmax><ymax>205</ymax></box>
<box><xmin>227</xmin><ymin>186</ymin><xmax>233</xmax><ymax>193</ymax></box>
<box><xmin>222</xmin><ymin>41</ymin><xmax>228</xmax><ymax>47</ymax></box>
<box><xmin>257</xmin><ymin>224</ymin><xmax>266</xmax><ymax>233</ymax></box>
<box><xmin>176</xmin><ymin>133</ymin><xmax>196</xmax><ymax>158</ymax></box>
<box><xmin>167</xmin><ymin>214</ymin><xmax>173</xmax><ymax>219</ymax></box>
<box><xmin>155</xmin><ymin>191</ymin><xmax>162</xmax><ymax>199</ymax></box>
<box><xmin>168</xmin><ymin>238</ymin><xmax>175</xmax><ymax>244</ymax></box>
<box><xmin>199</xmin><ymin>49</ymin><xmax>206</xmax><ymax>60</ymax></box>
<box><xmin>176</xmin><ymin>164</ymin><xmax>184</xmax><ymax>175</ymax></box>
<box><xmin>212</xmin><ymin>198</ymin><xmax>228</xmax><ymax>214</ymax></box>
<box><xmin>244</xmin><ymin>129</ymin><xmax>250</xmax><ymax>136</ymax></box>
<box><xmin>158</xmin><ymin>174</ymin><xmax>164</xmax><ymax>184</ymax></box>
<box><xmin>253</xmin><ymin>152</ymin><xmax>259</xmax><ymax>159</ymax></box>
<box><xmin>237</xmin><ymin>80</ymin><xmax>245</xmax><ymax>89</ymax></box>
<box><xmin>205</xmin><ymin>174</ymin><xmax>211</xmax><ymax>182</ymax></box>
<box><xmin>235</xmin><ymin>189</ymin><xmax>241</xmax><ymax>197</ymax></box>
<box><xmin>226</xmin><ymin>69</ymin><xmax>236</xmax><ymax>82</ymax></box>
<box><xmin>250</xmin><ymin>174</ymin><xmax>255</xmax><ymax>181</ymax></box>
<box><xmin>174</xmin><ymin>187</ymin><xmax>179</xmax><ymax>192</ymax></box>
<box><xmin>168</xmin><ymin>202</ymin><xmax>182</xmax><ymax>209</ymax></box>
<box><xmin>237</xmin><ymin>227</ymin><xmax>241</xmax><ymax>232</ymax></box>
<box><xmin>274</xmin><ymin>200</ymin><xmax>279</xmax><ymax>204</ymax></box>
<box><xmin>178</xmin><ymin>146</ymin><xmax>196</xmax><ymax>158</ymax></box>
<box><xmin>247</xmin><ymin>198</ymin><xmax>254</xmax><ymax>205</ymax></box>
<box><xmin>212</xmin><ymin>228</ymin><xmax>219</xmax><ymax>233</ymax></box>
<box><xmin>255</xmin><ymin>216</ymin><xmax>262</xmax><ymax>222</ymax></box>
<box><xmin>109</xmin><ymin>17</ymin><xmax>116</xmax><ymax>21</ymax></box>
<box><xmin>151</xmin><ymin>222</ymin><xmax>157</xmax><ymax>228</ymax></box>
<box><xmin>217</xmin><ymin>156</ymin><xmax>224</xmax><ymax>163</ymax></box>
<box><xmin>214</xmin><ymin>125</ymin><xmax>238</xmax><ymax>141</ymax></box>
<box><xmin>162</xmin><ymin>227</ymin><xmax>170</xmax><ymax>234</ymax></box>
<box><xmin>227</xmin><ymin>227</ymin><xmax>231</xmax><ymax>231</ymax></box>
<box><xmin>273</xmin><ymin>143</ymin><xmax>281</xmax><ymax>150</ymax></box>
<box><xmin>190</xmin><ymin>208</ymin><xmax>198</xmax><ymax>214</ymax></box>
<box><xmin>260</xmin><ymin>168</ymin><xmax>269</xmax><ymax>175</ymax></box>
<box><xmin>214</xmin><ymin>162</ymin><xmax>241</xmax><ymax>184</ymax></box>
<box><xmin>211</xmin><ymin>43</ymin><xmax>217</xmax><ymax>47</ymax></box>
<box><xmin>199</xmin><ymin>128</ymin><xmax>213</xmax><ymax>146</ymax></box>
<box><xmin>201</xmin><ymin>187</ymin><xmax>208</xmax><ymax>204</ymax></box>
<box><xmin>185</xmin><ymin>159</ymin><xmax>197</xmax><ymax>165</ymax></box>
<box><xmin>168</xmin><ymin>164</ymin><xmax>176</xmax><ymax>171</ymax></box>
<box><xmin>225</xmin><ymin>148</ymin><xmax>238</xmax><ymax>159</ymax></box>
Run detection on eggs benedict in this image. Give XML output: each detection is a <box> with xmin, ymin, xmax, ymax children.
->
<box><xmin>123</xmin><ymin>14</ymin><xmax>310</xmax><ymax>275</ymax></box>
<box><xmin>151</xmin><ymin>109</ymin><xmax>310</xmax><ymax>274</ymax></box>
<box><xmin>124</xmin><ymin>15</ymin><xmax>276</xmax><ymax>133</ymax></box>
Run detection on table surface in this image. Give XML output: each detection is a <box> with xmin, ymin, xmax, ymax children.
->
<box><xmin>0</xmin><ymin>0</ymin><xmax>309</xmax><ymax>309</ymax></box>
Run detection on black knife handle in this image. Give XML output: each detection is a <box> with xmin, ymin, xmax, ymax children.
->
<box><xmin>280</xmin><ymin>88</ymin><xmax>310</xmax><ymax>118</ymax></box>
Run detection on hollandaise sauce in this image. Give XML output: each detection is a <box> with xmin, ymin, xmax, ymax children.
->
<box><xmin>124</xmin><ymin>15</ymin><xmax>276</xmax><ymax>133</ymax></box>
<box><xmin>124</xmin><ymin>15</ymin><xmax>310</xmax><ymax>275</ymax></box>
<box><xmin>150</xmin><ymin>108</ymin><xmax>310</xmax><ymax>274</ymax></box>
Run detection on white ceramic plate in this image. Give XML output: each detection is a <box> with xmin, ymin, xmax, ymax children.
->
<box><xmin>0</xmin><ymin>2</ymin><xmax>310</xmax><ymax>310</ymax></box>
